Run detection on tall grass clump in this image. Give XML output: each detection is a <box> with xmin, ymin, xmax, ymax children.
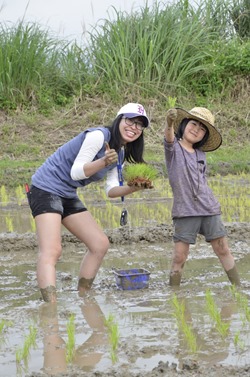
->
<box><xmin>87</xmin><ymin>1</ymin><xmax>216</xmax><ymax>98</ymax></box>
<box><xmin>182</xmin><ymin>0</ymin><xmax>250</xmax><ymax>96</ymax></box>
<box><xmin>0</xmin><ymin>1</ymin><xmax>248</xmax><ymax>109</ymax></box>
<box><xmin>0</xmin><ymin>21</ymin><xmax>86</xmax><ymax>110</ymax></box>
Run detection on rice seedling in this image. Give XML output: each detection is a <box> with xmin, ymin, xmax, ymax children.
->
<box><xmin>30</xmin><ymin>214</ymin><xmax>36</xmax><ymax>232</ymax></box>
<box><xmin>166</xmin><ymin>96</ymin><xmax>177</xmax><ymax>108</ymax></box>
<box><xmin>66</xmin><ymin>313</ymin><xmax>76</xmax><ymax>363</ymax></box>
<box><xmin>104</xmin><ymin>313</ymin><xmax>120</xmax><ymax>363</ymax></box>
<box><xmin>205</xmin><ymin>289</ymin><xmax>229</xmax><ymax>337</ymax></box>
<box><xmin>171</xmin><ymin>294</ymin><xmax>198</xmax><ymax>353</ymax></box>
<box><xmin>124</xmin><ymin>163</ymin><xmax>158</xmax><ymax>188</ymax></box>
<box><xmin>233</xmin><ymin>330</ymin><xmax>245</xmax><ymax>351</ymax></box>
<box><xmin>5</xmin><ymin>215</ymin><xmax>14</xmax><ymax>232</ymax></box>
<box><xmin>230</xmin><ymin>285</ymin><xmax>250</xmax><ymax>322</ymax></box>
<box><xmin>15</xmin><ymin>185</ymin><xmax>26</xmax><ymax>206</ymax></box>
<box><xmin>0</xmin><ymin>319</ymin><xmax>13</xmax><ymax>334</ymax></box>
<box><xmin>0</xmin><ymin>185</ymin><xmax>9</xmax><ymax>206</ymax></box>
<box><xmin>2</xmin><ymin>174</ymin><xmax>249</xmax><ymax>234</ymax></box>
<box><xmin>16</xmin><ymin>324</ymin><xmax>37</xmax><ymax>368</ymax></box>
<box><xmin>0</xmin><ymin>319</ymin><xmax>13</xmax><ymax>345</ymax></box>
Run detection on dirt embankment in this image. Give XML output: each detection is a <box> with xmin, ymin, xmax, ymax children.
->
<box><xmin>1</xmin><ymin>223</ymin><xmax>250</xmax><ymax>253</ymax></box>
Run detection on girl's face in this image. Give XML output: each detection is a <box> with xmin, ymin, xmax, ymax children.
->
<box><xmin>183</xmin><ymin>119</ymin><xmax>207</xmax><ymax>144</ymax></box>
<box><xmin>119</xmin><ymin>116</ymin><xmax>144</xmax><ymax>144</ymax></box>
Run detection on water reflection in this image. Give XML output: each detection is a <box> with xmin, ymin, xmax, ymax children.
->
<box><xmin>40</xmin><ymin>303</ymin><xmax>67</xmax><ymax>375</ymax></box>
<box><xmin>39</xmin><ymin>295</ymin><xmax>108</xmax><ymax>375</ymax></box>
<box><xmin>171</xmin><ymin>294</ymin><xmax>238</xmax><ymax>366</ymax></box>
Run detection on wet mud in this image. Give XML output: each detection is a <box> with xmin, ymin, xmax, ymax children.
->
<box><xmin>0</xmin><ymin>223</ymin><xmax>250</xmax><ymax>377</ymax></box>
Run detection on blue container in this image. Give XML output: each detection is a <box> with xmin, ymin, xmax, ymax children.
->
<box><xmin>113</xmin><ymin>268</ymin><xmax>150</xmax><ymax>290</ymax></box>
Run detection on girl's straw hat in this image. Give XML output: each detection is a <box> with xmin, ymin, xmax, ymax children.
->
<box><xmin>174</xmin><ymin>107</ymin><xmax>222</xmax><ymax>152</ymax></box>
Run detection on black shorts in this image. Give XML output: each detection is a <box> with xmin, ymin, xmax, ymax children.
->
<box><xmin>27</xmin><ymin>185</ymin><xmax>87</xmax><ymax>219</ymax></box>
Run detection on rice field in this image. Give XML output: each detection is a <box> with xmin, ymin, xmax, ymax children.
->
<box><xmin>0</xmin><ymin>174</ymin><xmax>249</xmax><ymax>233</ymax></box>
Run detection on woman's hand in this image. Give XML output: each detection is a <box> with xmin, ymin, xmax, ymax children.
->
<box><xmin>102</xmin><ymin>142</ymin><xmax>118</xmax><ymax>166</ymax></box>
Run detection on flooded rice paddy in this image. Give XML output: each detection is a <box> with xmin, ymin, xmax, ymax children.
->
<box><xmin>0</xmin><ymin>175</ymin><xmax>250</xmax><ymax>377</ymax></box>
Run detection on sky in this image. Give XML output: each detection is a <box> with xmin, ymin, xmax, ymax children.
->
<box><xmin>0</xmin><ymin>0</ymin><xmax>157</xmax><ymax>42</ymax></box>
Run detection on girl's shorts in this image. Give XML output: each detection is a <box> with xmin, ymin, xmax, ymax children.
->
<box><xmin>27</xmin><ymin>185</ymin><xmax>87</xmax><ymax>219</ymax></box>
<box><xmin>173</xmin><ymin>215</ymin><xmax>227</xmax><ymax>244</ymax></box>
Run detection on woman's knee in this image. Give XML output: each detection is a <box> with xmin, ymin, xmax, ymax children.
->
<box><xmin>38</xmin><ymin>243</ymin><xmax>62</xmax><ymax>264</ymax></box>
<box><xmin>93</xmin><ymin>234</ymin><xmax>109</xmax><ymax>257</ymax></box>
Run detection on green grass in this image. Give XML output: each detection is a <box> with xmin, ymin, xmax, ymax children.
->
<box><xmin>207</xmin><ymin>145</ymin><xmax>250</xmax><ymax>174</ymax></box>
<box><xmin>0</xmin><ymin>159</ymin><xmax>41</xmax><ymax>188</ymax></box>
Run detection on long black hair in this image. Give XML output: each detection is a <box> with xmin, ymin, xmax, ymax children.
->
<box><xmin>106</xmin><ymin>114</ymin><xmax>145</xmax><ymax>163</ymax></box>
<box><xmin>175</xmin><ymin>118</ymin><xmax>209</xmax><ymax>149</ymax></box>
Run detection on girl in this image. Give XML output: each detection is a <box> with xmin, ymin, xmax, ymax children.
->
<box><xmin>164</xmin><ymin>106</ymin><xmax>240</xmax><ymax>286</ymax></box>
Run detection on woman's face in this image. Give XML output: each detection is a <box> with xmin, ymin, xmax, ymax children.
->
<box><xmin>119</xmin><ymin>116</ymin><xmax>144</xmax><ymax>144</ymax></box>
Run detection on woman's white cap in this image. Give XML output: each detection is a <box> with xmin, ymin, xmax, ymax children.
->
<box><xmin>117</xmin><ymin>103</ymin><xmax>149</xmax><ymax>127</ymax></box>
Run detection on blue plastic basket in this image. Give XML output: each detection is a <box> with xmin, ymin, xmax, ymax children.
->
<box><xmin>113</xmin><ymin>268</ymin><xmax>150</xmax><ymax>290</ymax></box>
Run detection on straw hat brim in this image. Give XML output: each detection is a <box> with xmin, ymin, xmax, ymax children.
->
<box><xmin>174</xmin><ymin>108</ymin><xmax>222</xmax><ymax>152</ymax></box>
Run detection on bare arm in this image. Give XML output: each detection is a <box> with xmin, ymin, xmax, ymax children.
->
<box><xmin>108</xmin><ymin>184</ymin><xmax>140</xmax><ymax>198</ymax></box>
<box><xmin>164</xmin><ymin>108</ymin><xmax>177</xmax><ymax>143</ymax></box>
<box><xmin>105</xmin><ymin>165</ymin><xmax>146</xmax><ymax>199</ymax></box>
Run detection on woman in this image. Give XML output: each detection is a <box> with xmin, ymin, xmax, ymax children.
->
<box><xmin>164</xmin><ymin>106</ymin><xmax>240</xmax><ymax>286</ymax></box>
<box><xmin>27</xmin><ymin>103</ymin><xmax>150</xmax><ymax>302</ymax></box>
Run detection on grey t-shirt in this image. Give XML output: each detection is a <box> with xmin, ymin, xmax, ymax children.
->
<box><xmin>164</xmin><ymin>137</ymin><xmax>221</xmax><ymax>218</ymax></box>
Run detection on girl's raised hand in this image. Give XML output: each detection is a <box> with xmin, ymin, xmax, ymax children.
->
<box><xmin>166</xmin><ymin>108</ymin><xmax>177</xmax><ymax>125</ymax></box>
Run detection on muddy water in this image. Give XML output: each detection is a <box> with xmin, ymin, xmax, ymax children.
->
<box><xmin>0</xmin><ymin>175</ymin><xmax>250</xmax><ymax>377</ymax></box>
<box><xmin>0</xmin><ymin>231</ymin><xmax>250</xmax><ymax>377</ymax></box>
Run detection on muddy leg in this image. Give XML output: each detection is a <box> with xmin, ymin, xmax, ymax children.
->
<box><xmin>62</xmin><ymin>212</ymin><xmax>109</xmax><ymax>297</ymax></box>
<box><xmin>78</xmin><ymin>277</ymin><xmax>95</xmax><ymax>297</ymax></box>
<box><xmin>211</xmin><ymin>237</ymin><xmax>240</xmax><ymax>286</ymax></box>
<box><xmin>225</xmin><ymin>265</ymin><xmax>240</xmax><ymax>286</ymax></box>
<box><xmin>169</xmin><ymin>271</ymin><xmax>182</xmax><ymax>286</ymax></box>
<box><xmin>169</xmin><ymin>241</ymin><xmax>189</xmax><ymax>286</ymax></box>
<box><xmin>40</xmin><ymin>285</ymin><xmax>57</xmax><ymax>302</ymax></box>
